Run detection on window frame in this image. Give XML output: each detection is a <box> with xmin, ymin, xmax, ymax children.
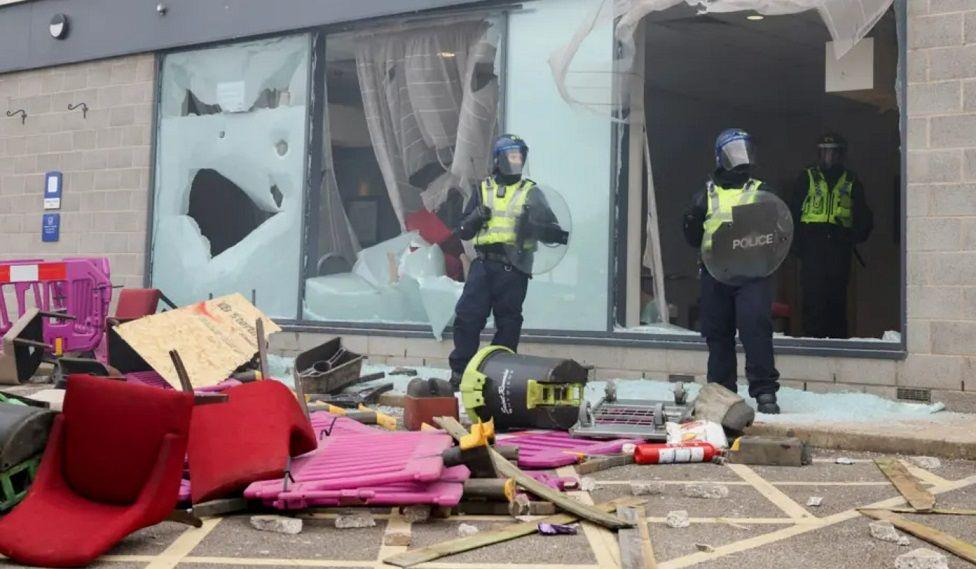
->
<box><xmin>144</xmin><ymin>0</ymin><xmax>908</xmax><ymax>360</ymax></box>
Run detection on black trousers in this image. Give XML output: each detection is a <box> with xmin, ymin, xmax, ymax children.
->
<box><xmin>800</xmin><ymin>246</ymin><xmax>852</xmax><ymax>338</ymax></box>
<box><xmin>699</xmin><ymin>271</ymin><xmax>780</xmax><ymax>398</ymax></box>
<box><xmin>449</xmin><ymin>259</ymin><xmax>529</xmax><ymax>375</ymax></box>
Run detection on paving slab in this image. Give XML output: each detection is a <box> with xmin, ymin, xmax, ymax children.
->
<box><xmin>590</xmin><ymin>482</ymin><xmax>787</xmax><ymax>519</ymax></box>
<box><xmin>190</xmin><ymin>515</ymin><xmax>384</xmax><ymax>560</ymax></box>
<box><xmin>751</xmin><ymin>460</ymin><xmax>889</xmax><ymax>483</ymax></box>
<box><xmin>407</xmin><ymin>519</ymin><xmax>596</xmax><ymax>566</ymax></box>
<box><xmin>587</xmin><ymin>461</ymin><xmax>741</xmax><ymax>482</ymax></box>
<box><xmin>777</xmin><ymin>483</ymin><xmax>900</xmax><ymax>517</ymax></box>
<box><xmin>693</xmin><ymin>517</ymin><xmax>974</xmax><ymax>569</ymax></box>
<box><xmin>648</xmin><ymin>522</ymin><xmax>784</xmax><ymax>562</ymax></box>
<box><xmin>106</xmin><ymin>521</ymin><xmax>186</xmax><ymax>556</ymax></box>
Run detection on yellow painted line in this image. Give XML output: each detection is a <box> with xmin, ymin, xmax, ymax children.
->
<box><xmin>593</xmin><ymin>480</ymin><xmax>750</xmax><ymax>486</ymax></box>
<box><xmin>901</xmin><ymin>460</ymin><xmax>951</xmax><ymax>487</ymax></box>
<box><xmin>182</xmin><ymin>557</ymin><xmax>374</xmax><ymax>567</ymax></box>
<box><xmin>99</xmin><ymin>555</ymin><xmax>161</xmax><ymax>562</ymax></box>
<box><xmin>146</xmin><ymin>518</ymin><xmax>222</xmax><ymax>569</ymax></box>
<box><xmin>419</xmin><ymin>564</ymin><xmax>603</xmax><ymax>569</ymax></box>
<box><xmin>556</xmin><ymin>465</ymin><xmax>621</xmax><ymax>569</ymax></box>
<box><xmin>595</xmin><ymin>480</ymin><xmax>893</xmax><ymax>487</ymax></box>
<box><xmin>659</xmin><ymin>474</ymin><xmax>976</xmax><ymax>569</ymax></box>
<box><xmin>375</xmin><ymin>507</ymin><xmax>411</xmax><ymax>568</ymax></box>
<box><xmin>645</xmin><ymin>517</ymin><xmax>800</xmax><ymax>525</ymax></box>
<box><xmin>727</xmin><ymin>463</ymin><xmax>815</xmax><ymax>521</ymax></box>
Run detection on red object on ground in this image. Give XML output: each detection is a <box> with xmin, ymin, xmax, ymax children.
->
<box><xmin>114</xmin><ymin>288</ymin><xmax>163</xmax><ymax>322</ymax></box>
<box><xmin>403</xmin><ymin>394</ymin><xmax>459</xmax><ymax>431</ymax></box>
<box><xmin>634</xmin><ymin>441</ymin><xmax>718</xmax><ymax>465</ymax></box>
<box><xmin>186</xmin><ymin>380</ymin><xmax>316</xmax><ymax>504</ymax></box>
<box><xmin>0</xmin><ymin>375</ymin><xmax>193</xmax><ymax>568</ymax></box>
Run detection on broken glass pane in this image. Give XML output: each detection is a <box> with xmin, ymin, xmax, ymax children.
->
<box><xmin>151</xmin><ymin>35</ymin><xmax>310</xmax><ymax>318</ymax></box>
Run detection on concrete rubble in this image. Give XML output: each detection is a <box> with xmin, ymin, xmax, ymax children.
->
<box><xmin>631</xmin><ymin>481</ymin><xmax>665</xmax><ymax>496</ymax></box>
<box><xmin>579</xmin><ymin>476</ymin><xmax>596</xmax><ymax>492</ymax></box>
<box><xmin>894</xmin><ymin>548</ymin><xmax>949</xmax><ymax>569</ymax></box>
<box><xmin>250</xmin><ymin>515</ymin><xmax>303</xmax><ymax>535</ymax></box>
<box><xmin>683</xmin><ymin>483</ymin><xmax>729</xmax><ymax>499</ymax></box>
<box><xmin>869</xmin><ymin>521</ymin><xmax>910</xmax><ymax>546</ymax></box>
<box><xmin>665</xmin><ymin>510</ymin><xmax>691</xmax><ymax>528</ymax></box>
<box><xmin>907</xmin><ymin>456</ymin><xmax>942</xmax><ymax>470</ymax></box>
<box><xmin>835</xmin><ymin>457</ymin><xmax>855</xmax><ymax>465</ymax></box>
<box><xmin>384</xmin><ymin>532</ymin><xmax>412</xmax><ymax>546</ymax></box>
<box><xmin>335</xmin><ymin>510</ymin><xmax>376</xmax><ymax>529</ymax></box>
<box><xmin>458</xmin><ymin>523</ymin><xmax>480</xmax><ymax>537</ymax></box>
<box><xmin>806</xmin><ymin>496</ymin><xmax>823</xmax><ymax>507</ymax></box>
<box><xmin>402</xmin><ymin>505</ymin><xmax>432</xmax><ymax>523</ymax></box>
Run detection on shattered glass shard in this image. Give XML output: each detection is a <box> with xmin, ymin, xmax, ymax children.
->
<box><xmin>186</xmin><ymin>169</ymin><xmax>279</xmax><ymax>257</ymax></box>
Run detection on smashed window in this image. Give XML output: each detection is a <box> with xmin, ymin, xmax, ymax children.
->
<box><xmin>601</xmin><ymin>3</ymin><xmax>902</xmax><ymax>342</ymax></box>
<box><xmin>150</xmin><ymin>35</ymin><xmax>310</xmax><ymax>318</ymax></box>
<box><xmin>302</xmin><ymin>18</ymin><xmax>504</xmax><ymax>338</ymax></box>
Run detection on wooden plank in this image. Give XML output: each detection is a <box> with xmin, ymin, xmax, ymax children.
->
<box><xmin>869</xmin><ymin>507</ymin><xmax>976</xmax><ymax>516</ymax></box>
<box><xmin>618</xmin><ymin>506</ymin><xmax>656</xmax><ymax>569</ymax></box>
<box><xmin>384</xmin><ymin>497</ymin><xmax>643</xmax><ymax>568</ymax></box>
<box><xmin>859</xmin><ymin>509</ymin><xmax>976</xmax><ymax>564</ymax></box>
<box><xmin>575</xmin><ymin>453</ymin><xmax>634</xmax><ymax>475</ymax></box>
<box><xmin>875</xmin><ymin>458</ymin><xmax>936</xmax><ymax>512</ymax></box>
<box><xmin>435</xmin><ymin>417</ymin><xmax>631</xmax><ymax>530</ymax></box>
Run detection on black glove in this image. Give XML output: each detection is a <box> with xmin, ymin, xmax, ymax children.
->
<box><xmin>462</xmin><ymin>205</ymin><xmax>491</xmax><ymax>227</ymax></box>
<box><xmin>538</xmin><ymin>224</ymin><xmax>569</xmax><ymax>245</ymax></box>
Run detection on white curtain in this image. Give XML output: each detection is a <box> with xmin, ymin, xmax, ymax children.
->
<box><xmin>355</xmin><ymin>20</ymin><xmax>498</xmax><ymax>226</ymax></box>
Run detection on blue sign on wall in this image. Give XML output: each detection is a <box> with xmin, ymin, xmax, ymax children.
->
<box><xmin>42</xmin><ymin>213</ymin><xmax>60</xmax><ymax>242</ymax></box>
<box><xmin>44</xmin><ymin>171</ymin><xmax>62</xmax><ymax>210</ymax></box>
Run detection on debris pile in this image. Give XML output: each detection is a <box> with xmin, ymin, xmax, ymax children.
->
<box><xmin>0</xmin><ymin>266</ymin><xmax>971</xmax><ymax>569</ymax></box>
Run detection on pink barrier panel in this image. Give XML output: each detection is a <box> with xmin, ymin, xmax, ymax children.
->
<box><xmin>0</xmin><ymin>257</ymin><xmax>111</xmax><ymax>353</ymax></box>
<box><xmin>244</xmin><ymin>413</ymin><xmax>454</xmax><ymax>506</ymax></box>
<box><xmin>495</xmin><ymin>430</ymin><xmax>644</xmax><ymax>469</ymax></box>
<box><xmin>527</xmin><ymin>471</ymin><xmax>579</xmax><ymax>491</ymax></box>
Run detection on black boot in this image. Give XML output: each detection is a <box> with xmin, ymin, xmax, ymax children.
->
<box><xmin>756</xmin><ymin>393</ymin><xmax>780</xmax><ymax>415</ymax></box>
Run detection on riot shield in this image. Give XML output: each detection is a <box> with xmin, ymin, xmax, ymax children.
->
<box><xmin>505</xmin><ymin>184</ymin><xmax>572</xmax><ymax>275</ymax></box>
<box><xmin>701</xmin><ymin>191</ymin><xmax>793</xmax><ymax>286</ymax></box>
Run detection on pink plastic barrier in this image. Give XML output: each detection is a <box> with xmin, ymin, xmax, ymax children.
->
<box><xmin>243</xmin><ymin>411</ymin><xmax>463</xmax><ymax>509</ymax></box>
<box><xmin>0</xmin><ymin>258</ymin><xmax>111</xmax><ymax>353</ymax></box>
<box><xmin>495</xmin><ymin>430</ymin><xmax>644</xmax><ymax>469</ymax></box>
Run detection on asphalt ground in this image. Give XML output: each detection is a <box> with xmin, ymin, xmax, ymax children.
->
<box><xmin>2</xmin><ymin>449</ymin><xmax>974</xmax><ymax>569</ymax></box>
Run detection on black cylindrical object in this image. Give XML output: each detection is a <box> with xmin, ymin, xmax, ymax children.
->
<box><xmin>460</xmin><ymin>346</ymin><xmax>587</xmax><ymax>431</ymax></box>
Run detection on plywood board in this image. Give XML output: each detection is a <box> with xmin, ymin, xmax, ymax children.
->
<box><xmin>115</xmin><ymin>293</ymin><xmax>280</xmax><ymax>389</ymax></box>
<box><xmin>875</xmin><ymin>458</ymin><xmax>936</xmax><ymax>512</ymax></box>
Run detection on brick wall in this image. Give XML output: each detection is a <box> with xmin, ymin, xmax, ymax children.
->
<box><xmin>0</xmin><ymin>54</ymin><xmax>154</xmax><ymax>290</ymax></box>
<box><xmin>902</xmin><ymin>0</ymin><xmax>976</xmax><ymax>407</ymax></box>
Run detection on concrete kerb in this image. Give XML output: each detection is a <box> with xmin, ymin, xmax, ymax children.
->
<box><xmin>746</xmin><ymin>415</ymin><xmax>976</xmax><ymax>460</ymax></box>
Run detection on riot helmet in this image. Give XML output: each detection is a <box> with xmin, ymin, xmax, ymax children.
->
<box><xmin>493</xmin><ymin>134</ymin><xmax>528</xmax><ymax>177</ymax></box>
<box><xmin>817</xmin><ymin>132</ymin><xmax>847</xmax><ymax>171</ymax></box>
<box><xmin>715</xmin><ymin>128</ymin><xmax>756</xmax><ymax>172</ymax></box>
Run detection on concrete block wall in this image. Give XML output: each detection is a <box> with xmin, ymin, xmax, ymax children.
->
<box><xmin>0</xmin><ymin>55</ymin><xmax>154</xmax><ymax>295</ymax></box>
<box><xmin>902</xmin><ymin>0</ymin><xmax>976</xmax><ymax>407</ymax></box>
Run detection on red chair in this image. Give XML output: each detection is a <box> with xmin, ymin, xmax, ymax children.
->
<box><xmin>187</xmin><ymin>380</ymin><xmax>316</xmax><ymax>504</ymax></box>
<box><xmin>0</xmin><ymin>375</ymin><xmax>193</xmax><ymax>567</ymax></box>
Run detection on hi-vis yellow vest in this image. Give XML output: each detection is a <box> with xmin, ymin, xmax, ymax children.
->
<box><xmin>800</xmin><ymin>167</ymin><xmax>853</xmax><ymax>228</ymax></box>
<box><xmin>702</xmin><ymin>178</ymin><xmax>762</xmax><ymax>252</ymax></box>
<box><xmin>473</xmin><ymin>178</ymin><xmax>535</xmax><ymax>247</ymax></box>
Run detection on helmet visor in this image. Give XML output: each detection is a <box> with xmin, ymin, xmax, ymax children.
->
<box><xmin>818</xmin><ymin>146</ymin><xmax>844</xmax><ymax>169</ymax></box>
<box><xmin>718</xmin><ymin>137</ymin><xmax>756</xmax><ymax>171</ymax></box>
<box><xmin>497</xmin><ymin>148</ymin><xmax>525</xmax><ymax>176</ymax></box>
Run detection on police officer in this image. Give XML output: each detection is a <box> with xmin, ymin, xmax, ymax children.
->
<box><xmin>791</xmin><ymin>133</ymin><xmax>873</xmax><ymax>338</ymax></box>
<box><xmin>448</xmin><ymin>134</ymin><xmax>567</xmax><ymax>388</ymax></box>
<box><xmin>683</xmin><ymin>128</ymin><xmax>781</xmax><ymax>414</ymax></box>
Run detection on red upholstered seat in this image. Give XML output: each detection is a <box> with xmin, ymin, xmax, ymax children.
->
<box><xmin>187</xmin><ymin>380</ymin><xmax>316</xmax><ymax>504</ymax></box>
<box><xmin>0</xmin><ymin>375</ymin><xmax>192</xmax><ymax>567</ymax></box>
<box><xmin>114</xmin><ymin>288</ymin><xmax>162</xmax><ymax>322</ymax></box>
